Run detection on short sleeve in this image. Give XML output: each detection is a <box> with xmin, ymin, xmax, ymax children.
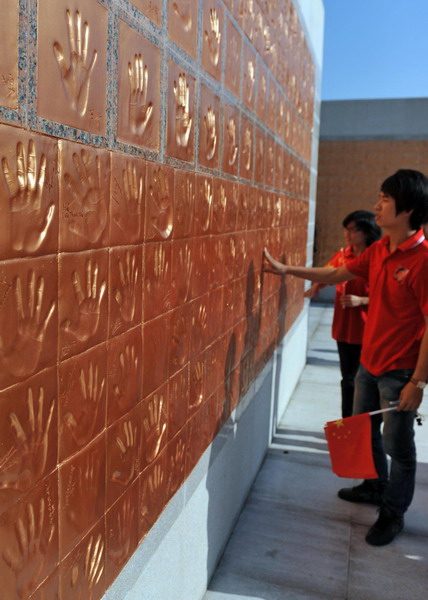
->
<box><xmin>345</xmin><ymin>245</ymin><xmax>372</xmax><ymax>281</ymax></box>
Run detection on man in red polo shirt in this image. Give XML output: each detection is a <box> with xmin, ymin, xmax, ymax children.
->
<box><xmin>264</xmin><ymin>169</ymin><xmax>428</xmax><ymax>546</ymax></box>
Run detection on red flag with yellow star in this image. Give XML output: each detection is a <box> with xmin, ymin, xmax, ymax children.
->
<box><xmin>324</xmin><ymin>413</ymin><xmax>378</xmax><ymax>479</ymax></box>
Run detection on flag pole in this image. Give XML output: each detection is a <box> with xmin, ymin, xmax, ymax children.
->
<box><xmin>369</xmin><ymin>406</ymin><xmax>398</xmax><ymax>416</ymax></box>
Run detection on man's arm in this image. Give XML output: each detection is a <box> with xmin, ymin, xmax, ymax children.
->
<box><xmin>398</xmin><ymin>314</ymin><xmax>428</xmax><ymax>411</ymax></box>
<box><xmin>263</xmin><ymin>248</ymin><xmax>355</xmax><ymax>285</ymax></box>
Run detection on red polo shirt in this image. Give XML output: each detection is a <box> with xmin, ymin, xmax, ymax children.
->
<box><xmin>345</xmin><ymin>230</ymin><xmax>428</xmax><ymax>375</ymax></box>
<box><xmin>327</xmin><ymin>247</ymin><xmax>368</xmax><ymax>344</ymax></box>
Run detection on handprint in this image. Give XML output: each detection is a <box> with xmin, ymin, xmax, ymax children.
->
<box><xmin>175</xmin><ymin>174</ymin><xmax>194</xmax><ymax>235</ymax></box>
<box><xmin>0</xmin><ymin>272</ymin><xmax>55</xmax><ymax>378</ymax></box>
<box><xmin>168</xmin><ymin>437</ymin><xmax>185</xmax><ymax>496</ymax></box>
<box><xmin>61</xmin><ymin>260</ymin><xmax>106</xmax><ymax>342</ymax></box>
<box><xmin>63</xmin><ymin>362</ymin><xmax>105</xmax><ymax>447</ymax></box>
<box><xmin>108</xmin><ymin>499</ymin><xmax>134</xmax><ymax>566</ymax></box>
<box><xmin>67</xmin><ymin>451</ymin><xmax>100</xmax><ymax>529</ymax></box>
<box><xmin>204</xmin><ymin>107</ymin><xmax>217</xmax><ymax>160</ymax></box>
<box><xmin>174</xmin><ymin>74</ymin><xmax>192</xmax><ymax>147</ymax></box>
<box><xmin>115</xmin><ymin>251</ymin><xmax>138</xmax><ymax>323</ymax></box>
<box><xmin>0</xmin><ymin>387</ymin><xmax>54</xmax><ymax>492</ymax></box>
<box><xmin>53</xmin><ymin>9</ymin><xmax>98</xmax><ymax>116</ymax></box>
<box><xmin>111</xmin><ymin>420</ymin><xmax>137</xmax><ymax>486</ymax></box>
<box><xmin>201</xmin><ymin>179</ymin><xmax>212</xmax><ymax>232</ymax></box>
<box><xmin>142</xmin><ymin>394</ymin><xmax>167</xmax><ymax>464</ymax></box>
<box><xmin>153</xmin><ymin>245</ymin><xmax>169</xmax><ymax>281</ymax></box>
<box><xmin>174</xmin><ymin>243</ymin><xmax>192</xmax><ymax>303</ymax></box>
<box><xmin>205</xmin><ymin>8</ymin><xmax>221</xmax><ymax>66</ymax></box>
<box><xmin>226</xmin><ymin>118</ymin><xmax>238</xmax><ymax>166</ymax></box>
<box><xmin>113</xmin><ymin>344</ymin><xmax>139</xmax><ymax>413</ymax></box>
<box><xmin>245</xmin><ymin>60</ymin><xmax>255</xmax><ymax>101</ymax></box>
<box><xmin>128</xmin><ymin>53</ymin><xmax>153</xmax><ymax>136</ymax></box>
<box><xmin>112</xmin><ymin>161</ymin><xmax>143</xmax><ymax>242</ymax></box>
<box><xmin>2</xmin><ymin>140</ymin><xmax>54</xmax><ymax>253</ymax></box>
<box><xmin>149</xmin><ymin>168</ymin><xmax>173</xmax><ymax>239</ymax></box>
<box><xmin>243</xmin><ymin>127</ymin><xmax>252</xmax><ymax>171</ymax></box>
<box><xmin>3</xmin><ymin>499</ymin><xmax>55</xmax><ymax>599</ymax></box>
<box><xmin>172</xmin><ymin>2</ymin><xmax>192</xmax><ymax>31</ymax></box>
<box><xmin>141</xmin><ymin>463</ymin><xmax>164</xmax><ymax>526</ymax></box>
<box><xmin>63</xmin><ymin>149</ymin><xmax>107</xmax><ymax>243</ymax></box>
<box><xmin>170</xmin><ymin>315</ymin><xmax>187</xmax><ymax>370</ymax></box>
<box><xmin>189</xmin><ymin>361</ymin><xmax>203</xmax><ymax>410</ymax></box>
<box><xmin>69</xmin><ymin>534</ymin><xmax>104</xmax><ymax>600</ymax></box>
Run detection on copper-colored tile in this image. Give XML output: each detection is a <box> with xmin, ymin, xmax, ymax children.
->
<box><xmin>247</xmin><ymin>186</ymin><xmax>258</xmax><ymax>231</ymax></box>
<box><xmin>275</xmin><ymin>143</ymin><xmax>283</xmax><ymax>191</ymax></box>
<box><xmin>142</xmin><ymin>314</ymin><xmax>169</xmax><ymax>397</ymax></box>
<box><xmin>59</xmin><ymin>434</ymin><xmax>105</xmax><ymax>559</ymax></box>
<box><xmin>110</xmin><ymin>153</ymin><xmax>145</xmax><ymax>246</ymax></box>
<box><xmin>190</xmin><ymin>295</ymin><xmax>208</xmax><ymax>358</ymax></box>
<box><xmin>240</xmin><ymin>115</ymin><xmax>253</xmax><ymax>180</ymax></box>
<box><xmin>130</xmin><ymin>0</ymin><xmax>162</xmax><ymax>25</ymax></box>
<box><xmin>202</xmin><ymin>1</ymin><xmax>223</xmax><ymax>81</ymax></box>
<box><xmin>267</xmin><ymin>78</ymin><xmax>277</xmax><ymax>132</ymax></box>
<box><xmin>58</xmin><ymin>344</ymin><xmax>107</xmax><ymax>462</ymax></box>
<box><xmin>145</xmin><ymin>162</ymin><xmax>174</xmax><ymax>241</ymax></box>
<box><xmin>0</xmin><ymin>127</ymin><xmax>59</xmax><ymax>260</ymax></box>
<box><xmin>109</xmin><ymin>246</ymin><xmax>143</xmax><ymax>338</ymax></box>
<box><xmin>165</xmin><ymin>427</ymin><xmax>187</xmax><ymax>502</ymax></box>
<box><xmin>236</xmin><ymin>182</ymin><xmax>249</xmax><ymax>231</ymax></box>
<box><xmin>207</xmin><ymin>235</ymin><xmax>224</xmax><ymax>291</ymax></box>
<box><xmin>106</xmin><ymin>404</ymin><xmax>141</xmax><ymax>509</ymax></box>
<box><xmin>140</xmin><ymin>384</ymin><xmax>168</xmax><ymax>471</ymax></box>
<box><xmin>224</xmin><ymin>19</ymin><xmax>241</xmax><ymax>97</ymax></box>
<box><xmin>199</xmin><ymin>84</ymin><xmax>220</xmax><ymax>169</ymax></box>
<box><xmin>59</xmin><ymin>518</ymin><xmax>105</xmax><ymax>600</ymax></box>
<box><xmin>222</xmin><ymin>103</ymin><xmax>239</xmax><ymax>177</ymax></box>
<box><xmin>233</xmin><ymin>231</ymin><xmax>247</xmax><ymax>280</ymax></box>
<box><xmin>143</xmin><ymin>241</ymin><xmax>172</xmax><ymax>321</ymax></box>
<box><xmin>172</xmin><ymin>169</ymin><xmax>195</xmax><ymax>239</ymax></box>
<box><xmin>222</xmin><ymin>280</ymin><xmax>235</xmax><ymax>333</ymax></box>
<box><xmin>241</xmin><ymin>43</ymin><xmax>256</xmax><ymax>110</ymax></box>
<box><xmin>0</xmin><ymin>257</ymin><xmax>57</xmax><ymax>391</ymax></box>
<box><xmin>185</xmin><ymin>407</ymin><xmax>203</xmax><ymax>475</ymax></box>
<box><xmin>107</xmin><ymin>326</ymin><xmax>143</xmax><ymax>426</ymax></box>
<box><xmin>168</xmin><ymin>365</ymin><xmax>189</xmax><ymax>440</ymax></box>
<box><xmin>166</xmin><ymin>61</ymin><xmax>195</xmax><ymax>162</ymax></box>
<box><xmin>193</xmin><ymin>174</ymin><xmax>213</xmax><ymax>237</ymax></box>
<box><xmin>211</xmin><ymin>178</ymin><xmax>227</xmax><ymax>235</ymax></box>
<box><xmin>170</xmin><ymin>238</ymin><xmax>193</xmax><ymax>308</ymax></box>
<box><xmin>254</xmin><ymin>126</ymin><xmax>266</xmax><ymax>185</ymax></box>
<box><xmin>139</xmin><ymin>450</ymin><xmax>167</xmax><ymax>541</ymax></box>
<box><xmin>30</xmin><ymin>568</ymin><xmax>60</xmax><ymax>600</ymax></box>
<box><xmin>276</xmin><ymin>89</ymin><xmax>287</xmax><ymax>141</ymax></box>
<box><xmin>0</xmin><ymin>0</ymin><xmax>18</xmax><ymax>109</ymax></box>
<box><xmin>0</xmin><ymin>472</ymin><xmax>58</xmax><ymax>600</ymax></box>
<box><xmin>37</xmin><ymin>0</ymin><xmax>107</xmax><ymax>134</ymax></box>
<box><xmin>0</xmin><ymin>367</ymin><xmax>57</xmax><ymax>514</ymax></box>
<box><xmin>105</xmin><ymin>481</ymin><xmax>139</xmax><ymax>589</ymax></box>
<box><xmin>189</xmin><ymin>353</ymin><xmax>205</xmax><ymax>416</ymax></box>
<box><xmin>169</xmin><ymin>303</ymin><xmax>190</xmax><ymax>378</ymax></box>
<box><xmin>168</xmin><ymin>0</ymin><xmax>198</xmax><ymax>59</ymax></box>
<box><xmin>117</xmin><ymin>21</ymin><xmax>160</xmax><ymax>150</ymax></box>
<box><xmin>224</xmin><ymin>181</ymin><xmax>238</xmax><ymax>233</ymax></box>
<box><xmin>59</xmin><ymin>140</ymin><xmax>110</xmax><ymax>252</ymax></box>
<box><xmin>265</xmin><ymin>137</ymin><xmax>275</xmax><ymax>188</ymax></box>
<box><xmin>191</xmin><ymin>237</ymin><xmax>210</xmax><ymax>300</ymax></box>
<box><xmin>207</xmin><ymin>286</ymin><xmax>224</xmax><ymax>345</ymax></box>
<box><xmin>205</xmin><ymin>336</ymin><xmax>225</xmax><ymax>399</ymax></box>
<box><xmin>58</xmin><ymin>250</ymin><xmax>108</xmax><ymax>361</ymax></box>
<box><xmin>256</xmin><ymin>60</ymin><xmax>268</xmax><ymax>122</ymax></box>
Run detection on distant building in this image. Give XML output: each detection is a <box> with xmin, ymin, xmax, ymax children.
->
<box><xmin>315</xmin><ymin>98</ymin><xmax>428</xmax><ymax>269</ymax></box>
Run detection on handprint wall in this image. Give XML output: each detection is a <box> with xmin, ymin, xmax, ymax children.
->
<box><xmin>0</xmin><ymin>0</ymin><xmax>316</xmax><ymax>597</ymax></box>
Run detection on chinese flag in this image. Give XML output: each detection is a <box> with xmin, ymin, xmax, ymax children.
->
<box><xmin>324</xmin><ymin>413</ymin><xmax>378</xmax><ymax>479</ymax></box>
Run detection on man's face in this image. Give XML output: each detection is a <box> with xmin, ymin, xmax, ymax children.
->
<box><xmin>375</xmin><ymin>192</ymin><xmax>411</xmax><ymax>229</ymax></box>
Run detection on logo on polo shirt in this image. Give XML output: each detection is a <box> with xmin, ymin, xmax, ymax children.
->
<box><xmin>392</xmin><ymin>266</ymin><xmax>410</xmax><ymax>283</ymax></box>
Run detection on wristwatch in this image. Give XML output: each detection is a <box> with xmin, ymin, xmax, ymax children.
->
<box><xmin>410</xmin><ymin>376</ymin><xmax>427</xmax><ymax>390</ymax></box>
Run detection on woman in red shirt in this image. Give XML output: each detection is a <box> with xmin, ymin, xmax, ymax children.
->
<box><xmin>305</xmin><ymin>210</ymin><xmax>381</xmax><ymax>417</ymax></box>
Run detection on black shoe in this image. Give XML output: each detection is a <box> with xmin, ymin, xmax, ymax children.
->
<box><xmin>338</xmin><ymin>480</ymin><xmax>384</xmax><ymax>505</ymax></box>
<box><xmin>365</xmin><ymin>507</ymin><xmax>404</xmax><ymax>546</ymax></box>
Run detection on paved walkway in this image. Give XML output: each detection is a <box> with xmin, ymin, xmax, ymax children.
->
<box><xmin>204</xmin><ymin>305</ymin><xmax>428</xmax><ymax>600</ymax></box>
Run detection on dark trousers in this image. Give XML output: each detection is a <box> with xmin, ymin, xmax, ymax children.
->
<box><xmin>336</xmin><ymin>341</ymin><xmax>362</xmax><ymax>418</ymax></box>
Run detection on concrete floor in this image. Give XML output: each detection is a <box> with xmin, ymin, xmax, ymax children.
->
<box><xmin>204</xmin><ymin>305</ymin><xmax>428</xmax><ymax>600</ymax></box>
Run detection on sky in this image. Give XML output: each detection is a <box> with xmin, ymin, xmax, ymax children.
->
<box><xmin>321</xmin><ymin>0</ymin><xmax>428</xmax><ymax>100</ymax></box>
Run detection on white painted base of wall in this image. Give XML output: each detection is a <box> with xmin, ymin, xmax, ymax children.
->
<box><xmin>103</xmin><ymin>305</ymin><xmax>309</xmax><ymax>600</ymax></box>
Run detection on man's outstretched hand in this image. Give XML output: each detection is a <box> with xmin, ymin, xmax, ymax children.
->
<box><xmin>263</xmin><ymin>248</ymin><xmax>287</xmax><ymax>275</ymax></box>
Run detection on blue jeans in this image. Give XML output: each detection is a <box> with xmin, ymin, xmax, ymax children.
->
<box><xmin>353</xmin><ymin>365</ymin><xmax>416</xmax><ymax>515</ymax></box>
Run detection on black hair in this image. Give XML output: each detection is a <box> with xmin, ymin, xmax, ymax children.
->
<box><xmin>380</xmin><ymin>169</ymin><xmax>428</xmax><ymax>230</ymax></box>
<box><xmin>342</xmin><ymin>210</ymin><xmax>381</xmax><ymax>248</ymax></box>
